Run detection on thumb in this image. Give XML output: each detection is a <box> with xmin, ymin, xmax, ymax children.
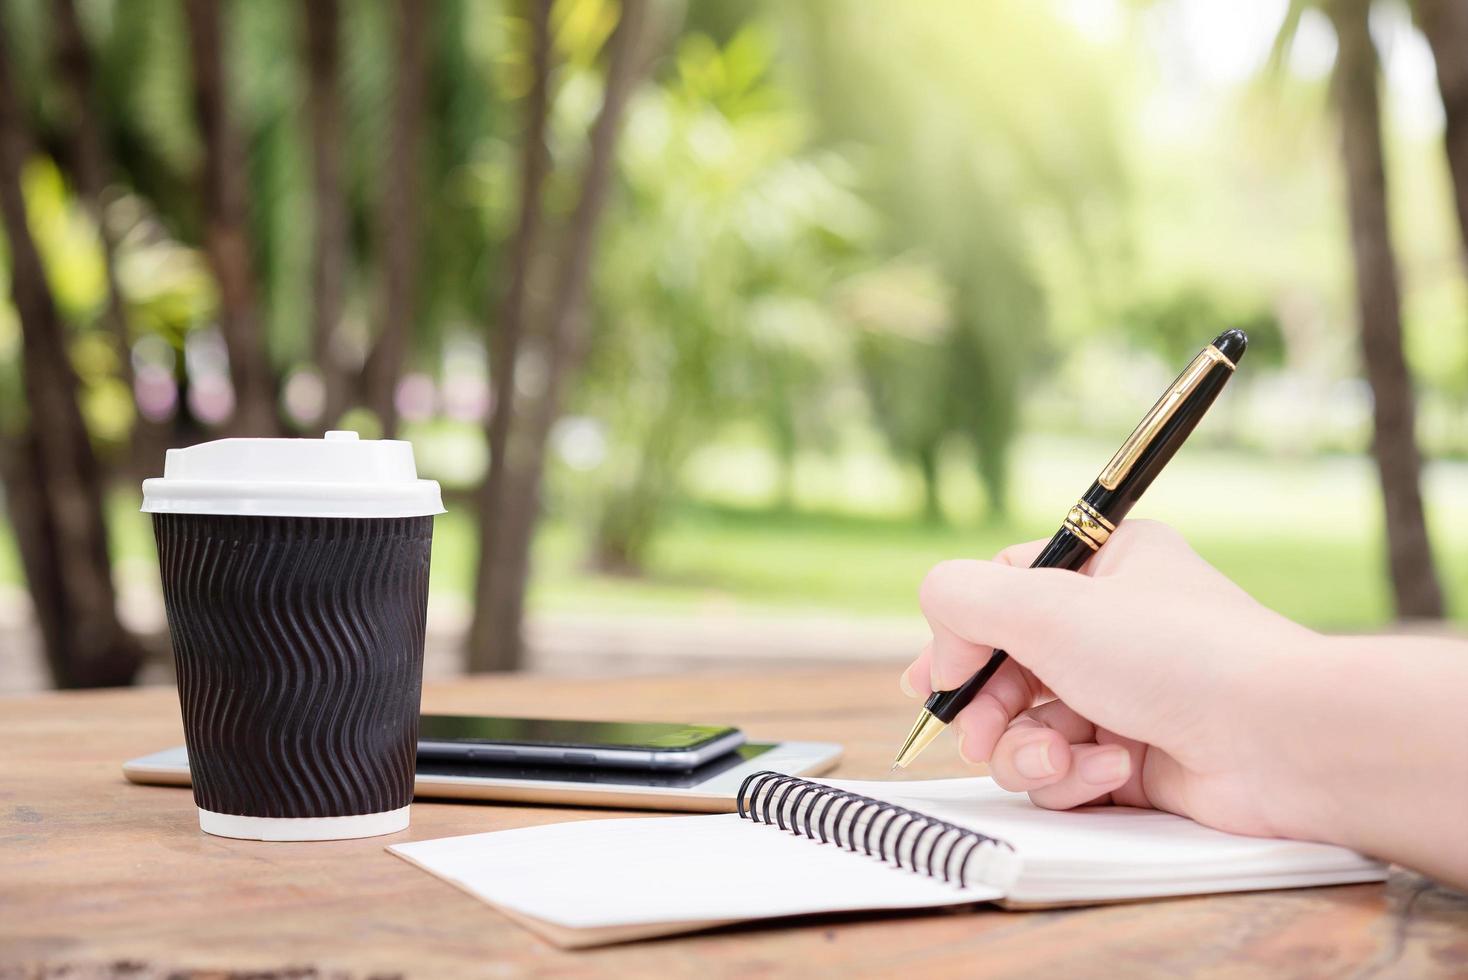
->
<box><xmin>920</xmin><ymin>559</ymin><xmax>1096</xmax><ymax>689</ymax></box>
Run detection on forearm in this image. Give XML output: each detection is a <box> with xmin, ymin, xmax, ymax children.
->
<box><xmin>1287</xmin><ymin>634</ymin><xmax>1468</xmax><ymax>887</ymax></box>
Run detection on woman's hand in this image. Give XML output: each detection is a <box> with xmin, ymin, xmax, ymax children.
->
<box><xmin>902</xmin><ymin>520</ymin><xmax>1468</xmax><ymax>888</ymax></box>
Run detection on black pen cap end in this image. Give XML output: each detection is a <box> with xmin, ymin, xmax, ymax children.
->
<box><xmin>1211</xmin><ymin>328</ymin><xmax>1248</xmax><ymax>364</ymax></box>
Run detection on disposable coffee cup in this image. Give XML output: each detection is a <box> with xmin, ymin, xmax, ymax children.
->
<box><xmin>141</xmin><ymin>430</ymin><xmax>442</xmax><ymax>841</ymax></box>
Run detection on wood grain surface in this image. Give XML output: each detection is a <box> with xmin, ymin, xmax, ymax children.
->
<box><xmin>3</xmin><ymin>667</ymin><xmax>1465</xmax><ymax>979</ymax></box>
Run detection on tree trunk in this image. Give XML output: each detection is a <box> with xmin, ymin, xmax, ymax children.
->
<box><xmin>589</xmin><ymin>396</ymin><xmax>689</xmax><ymax>577</ymax></box>
<box><xmin>361</xmin><ymin>0</ymin><xmax>429</xmax><ymax>438</ymax></box>
<box><xmin>1415</xmin><ymin>0</ymin><xmax>1468</xmax><ymax>267</ymax></box>
<box><xmin>302</xmin><ymin>0</ymin><xmax>351</xmax><ymax>429</ymax></box>
<box><xmin>973</xmin><ymin>432</ymin><xmax>1009</xmax><ymax>523</ymax></box>
<box><xmin>467</xmin><ymin>0</ymin><xmax>654</xmax><ymax>671</ymax></box>
<box><xmin>0</xmin><ymin>24</ymin><xmax>144</xmax><ymax>688</ymax></box>
<box><xmin>1328</xmin><ymin>0</ymin><xmax>1446</xmax><ymax>619</ymax></box>
<box><xmin>770</xmin><ymin>397</ymin><xmax>798</xmax><ymax>511</ymax></box>
<box><xmin>51</xmin><ymin>0</ymin><xmax>130</xmax><ymax>389</ymax></box>
<box><xmin>468</xmin><ymin>0</ymin><xmax>554</xmax><ymax>673</ymax></box>
<box><xmin>183</xmin><ymin>0</ymin><xmax>278</xmax><ymax>437</ymax></box>
<box><xmin>916</xmin><ymin>441</ymin><xmax>944</xmax><ymax>524</ymax></box>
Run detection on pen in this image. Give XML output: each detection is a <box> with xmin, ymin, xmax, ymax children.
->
<box><xmin>892</xmin><ymin>329</ymin><xmax>1248</xmax><ymax>770</ymax></box>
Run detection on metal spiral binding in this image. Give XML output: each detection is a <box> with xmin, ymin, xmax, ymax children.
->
<box><xmin>735</xmin><ymin>771</ymin><xmax>1014</xmax><ymax>890</ymax></box>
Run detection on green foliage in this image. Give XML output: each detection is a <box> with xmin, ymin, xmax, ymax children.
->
<box><xmin>20</xmin><ymin>159</ymin><xmax>107</xmax><ymax>322</ymax></box>
<box><xmin>5</xmin><ymin>158</ymin><xmax>137</xmax><ymax>444</ymax></box>
<box><xmin>574</xmin><ymin>22</ymin><xmax>872</xmax><ymax>569</ymax></box>
<box><xmin>792</xmin><ymin>0</ymin><xmax>1128</xmax><ymax>518</ymax></box>
<box><xmin>112</xmin><ymin>210</ymin><xmax>216</xmax><ymax>352</ymax></box>
<box><xmin>1</xmin><ymin>0</ymin><xmax>1466</xmax><ymax>628</ymax></box>
<box><xmin>94</xmin><ymin>0</ymin><xmax>201</xmax><ymax>237</ymax></box>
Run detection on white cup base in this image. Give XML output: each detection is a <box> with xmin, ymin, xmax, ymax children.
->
<box><xmin>197</xmin><ymin>805</ymin><xmax>410</xmax><ymax>841</ymax></box>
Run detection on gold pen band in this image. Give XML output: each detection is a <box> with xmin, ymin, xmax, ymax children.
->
<box><xmin>1063</xmin><ymin>498</ymin><xmax>1114</xmax><ymax>551</ymax></box>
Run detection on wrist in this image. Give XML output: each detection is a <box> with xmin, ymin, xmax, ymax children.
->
<box><xmin>1252</xmin><ymin>631</ymin><xmax>1373</xmax><ymax>848</ymax></box>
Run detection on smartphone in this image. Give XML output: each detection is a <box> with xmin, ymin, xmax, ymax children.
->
<box><xmin>122</xmin><ymin>740</ymin><xmax>843</xmax><ymax>813</ymax></box>
<box><xmin>415</xmin><ymin>715</ymin><xmax>747</xmax><ymax>771</ymax></box>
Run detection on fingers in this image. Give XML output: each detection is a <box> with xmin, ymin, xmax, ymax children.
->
<box><xmin>908</xmin><ymin>538</ymin><xmax>1085</xmax><ymax>763</ymax></box>
<box><xmin>922</xmin><ymin>539</ymin><xmax>1052</xmax><ymax>692</ymax></box>
<box><xmin>905</xmin><ymin>641</ymin><xmax>1047</xmax><ymax>772</ymax></box>
<box><xmin>985</xmin><ymin>719</ymin><xmax>1072</xmax><ymax>790</ymax></box>
<box><xmin>901</xmin><ymin>644</ymin><xmax>932</xmax><ymax>700</ymax></box>
<box><xmin>920</xmin><ymin>539</ymin><xmax>1068</xmax><ymax>691</ymax></box>
<box><xmin>1026</xmin><ymin>742</ymin><xmax>1134</xmax><ymax>810</ymax></box>
<box><xmin>907</xmin><ymin>522</ymin><xmax>1206</xmax><ymax>811</ymax></box>
<box><xmin>1026</xmin><ymin>696</ymin><xmax>1096</xmax><ymax>744</ymax></box>
<box><xmin>902</xmin><ymin>648</ymin><xmax>1048</xmax><ymax>770</ymax></box>
<box><xmin>993</xmin><ymin>538</ymin><xmax>1050</xmax><ymax>570</ymax></box>
<box><xmin>987</xmin><ymin>702</ymin><xmax>1139</xmax><ymax>810</ymax></box>
<box><xmin>907</xmin><ymin>538</ymin><xmax>1054</xmax><ymax>696</ymax></box>
<box><xmin>949</xmin><ymin>659</ymin><xmax>1043</xmax><ymax>765</ymax></box>
<box><xmin>919</xmin><ymin>558</ymin><xmax>1095</xmax><ymax>683</ymax></box>
<box><xmin>984</xmin><ymin>699</ymin><xmax>1093</xmax><ymax>790</ymax></box>
<box><xmin>908</xmin><ymin>522</ymin><xmax>1205</xmax><ymax>773</ymax></box>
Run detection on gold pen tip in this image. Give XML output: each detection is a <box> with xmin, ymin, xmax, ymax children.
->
<box><xmin>891</xmin><ymin>709</ymin><xmax>946</xmax><ymax>770</ymax></box>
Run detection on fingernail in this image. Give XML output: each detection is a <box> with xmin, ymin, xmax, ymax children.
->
<box><xmin>899</xmin><ymin>671</ymin><xmax>918</xmax><ymax>699</ymax></box>
<box><xmin>1079</xmin><ymin>746</ymin><xmax>1131</xmax><ymax>786</ymax></box>
<box><xmin>1012</xmin><ymin>740</ymin><xmax>1055</xmax><ymax>780</ymax></box>
<box><xmin>957</xmin><ymin>730</ymin><xmax>981</xmax><ymax>765</ymax></box>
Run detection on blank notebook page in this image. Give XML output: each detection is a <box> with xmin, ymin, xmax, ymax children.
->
<box><xmin>390</xmin><ymin>777</ymin><xmax>1384</xmax><ymax>931</ymax></box>
<box><xmin>392</xmin><ymin>808</ymin><xmax>1008</xmax><ymax>929</ymax></box>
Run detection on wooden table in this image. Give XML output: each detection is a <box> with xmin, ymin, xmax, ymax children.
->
<box><xmin>4</xmin><ymin>666</ymin><xmax>1466</xmax><ymax>978</ymax></box>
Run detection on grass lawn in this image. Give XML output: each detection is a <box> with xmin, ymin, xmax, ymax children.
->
<box><xmin>2</xmin><ymin>435</ymin><xmax>1464</xmax><ymax>632</ymax></box>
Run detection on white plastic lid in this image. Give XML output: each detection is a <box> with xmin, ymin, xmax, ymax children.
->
<box><xmin>140</xmin><ymin>431</ymin><xmax>445</xmax><ymax>519</ymax></box>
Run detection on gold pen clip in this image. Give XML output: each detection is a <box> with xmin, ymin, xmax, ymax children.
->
<box><xmin>1097</xmin><ymin>345</ymin><xmax>1235</xmax><ymax>491</ymax></box>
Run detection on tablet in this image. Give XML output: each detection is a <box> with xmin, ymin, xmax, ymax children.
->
<box><xmin>122</xmin><ymin>740</ymin><xmax>843</xmax><ymax>813</ymax></box>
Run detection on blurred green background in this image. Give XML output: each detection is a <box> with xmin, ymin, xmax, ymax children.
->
<box><xmin>1</xmin><ymin>0</ymin><xmax>1465</xmax><ymax>690</ymax></box>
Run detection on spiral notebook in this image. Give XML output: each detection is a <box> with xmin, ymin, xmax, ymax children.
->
<box><xmin>389</xmin><ymin>773</ymin><xmax>1386</xmax><ymax>948</ymax></box>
